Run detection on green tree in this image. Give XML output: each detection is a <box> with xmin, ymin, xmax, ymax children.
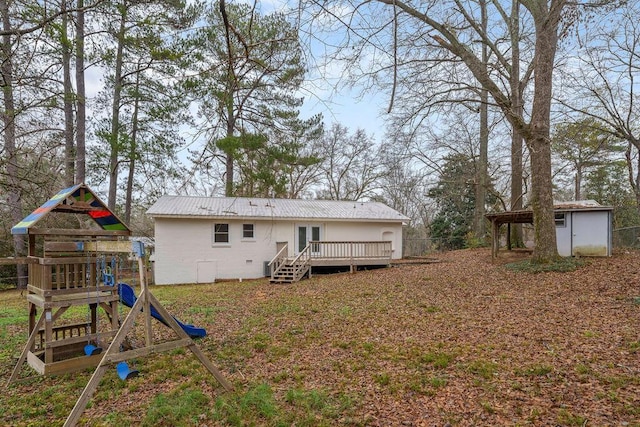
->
<box><xmin>191</xmin><ymin>0</ymin><xmax>308</xmax><ymax>196</ymax></box>
<box><xmin>216</xmin><ymin>113</ymin><xmax>323</xmax><ymax>198</ymax></box>
<box><xmin>584</xmin><ymin>162</ymin><xmax>640</xmax><ymax>229</ymax></box>
<box><xmin>552</xmin><ymin>118</ymin><xmax>624</xmax><ymax>200</ymax></box>
<box><xmin>428</xmin><ymin>154</ymin><xmax>493</xmax><ymax>250</ymax></box>
<box><xmin>93</xmin><ymin>0</ymin><xmax>197</xmax><ymax>217</ymax></box>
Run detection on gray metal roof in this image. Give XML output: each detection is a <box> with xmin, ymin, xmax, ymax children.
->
<box><xmin>553</xmin><ymin>200</ymin><xmax>613</xmax><ymax>211</ymax></box>
<box><xmin>147</xmin><ymin>196</ymin><xmax>410</xmax><ymax>222</ymax></box>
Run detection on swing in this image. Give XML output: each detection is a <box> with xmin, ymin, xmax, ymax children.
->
<box><xmin>84</xmin><ymin>344</ymin><xmax>102</xmax><ymax>356</ymax></box>
<box><xmin>84</xmin><ymin>251</ymin><xmax>104</xmax><ymax>356</ymax></box>
<box><xmin>114</xmin><ymin>254</ymin><xmax>139</xmax><ymax>380</ymax></box>
<box><xmin>116</xmin><ymin>361</ymin><xmax>139</xmax><ymax>380</ymax></box>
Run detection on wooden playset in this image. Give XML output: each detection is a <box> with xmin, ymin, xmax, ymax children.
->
<box><xmin>7</xmin><ymin>184</ymin><xmax>130</xmax><ymax>378</ymax></box>
<box><xmin>6</xmin><ymin>184</ymin><xmax>232</xmax><ymax>426</ymax></box>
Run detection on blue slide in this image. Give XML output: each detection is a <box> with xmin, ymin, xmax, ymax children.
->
<box><xmin>117</xmin><ymin>283</ymin><xmax>206</xmax><ymax>338</ymax></box>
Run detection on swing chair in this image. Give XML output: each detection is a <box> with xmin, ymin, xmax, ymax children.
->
<box><xmin>83</xmin><ymin>255</ymin><xmax>109</xmax><ymax>357</ymax></box>
<box><xmin>84</xmin><ymin>256</ymin><xmax>118</xmax><ymax>356</ymax></box>
<box><xmin>113</xmin><ymin>254</ymin><xmax>138</xmax><ymax>380</ymax></box>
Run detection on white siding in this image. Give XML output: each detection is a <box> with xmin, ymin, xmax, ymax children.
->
<box><xmin>154</xmin><ymin>218</ymin><xmax>290</xmax><ymax>284</ymax></box>
<box><xmin>153</xmin><ymin>218</ymin><xmax>405</xmax><ymax>284</ymax></box>
<box><xmin>555</xmin><ymin>212</ymin><xmax>572</xmax><ymax>257</ymax></box>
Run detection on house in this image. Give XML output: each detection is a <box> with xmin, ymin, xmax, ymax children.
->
<box><xmin>147</xmin><ymin>196</ymin><xmax>410</xmax><ymax>284</ymax></box>
<box><xmin>485</xmin><ymin>200</ymin><xmax>613</xmax><ymax>258</ymax></box>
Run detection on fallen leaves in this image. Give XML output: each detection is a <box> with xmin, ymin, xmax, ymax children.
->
<box><xmin>2</xmin><ymin>248</ymin><xmax>640</xmax><ymax>425</ymax></box>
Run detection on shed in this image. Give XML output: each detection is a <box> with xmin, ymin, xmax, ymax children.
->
<box><xmin>147</xmin><ymin>196</ymin><xmax>409</xmax><ymax>284</ymax></box>
<box><xmin>485</xmin><ymin>200</ymin><xmax>613</xmax><ymax>258</ymax></box>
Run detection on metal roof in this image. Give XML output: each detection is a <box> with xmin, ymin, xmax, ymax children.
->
<box><xmin>147</xmin><ymin>196</ymin><xmax>410</xmax><ymax>222</ymax></box>
<box><xmin>485</xmin><ymin>200</ymin><xmax>613</xmax><ymax>225</ymax></box>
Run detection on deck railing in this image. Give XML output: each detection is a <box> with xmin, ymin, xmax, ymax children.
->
<box><xmin>307</xmin><ymin>241</ymin><xmax>393</xmax><ymax>261</ymax></box>
<box><xmin>269</xmin><ymin>241</ymin><xmax>393</xmax><ymax>282</ymax></box>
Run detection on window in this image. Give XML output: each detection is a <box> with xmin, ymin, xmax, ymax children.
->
<box><xmin>213</xmin><ymin>223</ymin><xmax>229</xmax><ymax>243</ymax></box>
<box><xmin>554</xmin><ymin>212</ymin><xmax>566</xmax><ymax>227</ymax></box>
<box><xmin>242</xmin><ymin>224</ymin><xmax>254</xmax><ymax>239</ymax></box>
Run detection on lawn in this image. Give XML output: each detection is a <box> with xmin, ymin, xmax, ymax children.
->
<box><xmin>1</xmin><ymin>248</ymin><xmax>639</xmax><ymax>426</ymax></box>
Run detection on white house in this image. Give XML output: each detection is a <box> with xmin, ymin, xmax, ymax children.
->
<box><xmin>147</xmin><ymin>196</ymin><xmax>410</xmax><ymax>284</ymax></box>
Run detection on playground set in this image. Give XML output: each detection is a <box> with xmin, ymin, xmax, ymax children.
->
<box><xmin>6</xmin><ymin>184</ymin><xmax>232</xmax><ymax>426</ymax></box>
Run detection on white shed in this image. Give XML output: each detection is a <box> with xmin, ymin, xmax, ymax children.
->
<box><xmin>147</xmin><ymin>196</ymin><xmax>409</xmax><ymax>284</ymax></box>
<box><xmin>486</xmin><ymin>200</ymin><xmax>613</xmax><ymax>258</ymax></box>
<box><xmin>553</xmin><ymin>200</ymin><xmax>613</xmax><ymax>257</ymax></box>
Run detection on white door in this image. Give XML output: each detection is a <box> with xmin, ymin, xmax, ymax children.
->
<box><xmin>296</xmin><ymin>224</ymin><xmax>321</xmax><ymax>254</ymax></box>
<box><xmin>571</xmin><ymin>211</ymin><xmax>610</xmax><ymax>256</ymax></box>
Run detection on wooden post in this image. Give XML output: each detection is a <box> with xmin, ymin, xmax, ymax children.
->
<box><xmin>7</xmin><ymin>311</ymin><xmax>46</xmax><ymax>385</ymax></box>
<box><xmin>491</xmin><ymin>220</ymin><xmax>500</xmax><ymax>259</ymax></box>
<box><xmin>140</xmin><ymin>256</ymin><xmax>152</xmax><ymax>347</ymax></box>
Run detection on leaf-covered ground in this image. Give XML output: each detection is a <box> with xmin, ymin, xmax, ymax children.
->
<box><xmin>1</xmin><ymin>248</ymin><xmax>639</xmax><ymax>426</ymax></box>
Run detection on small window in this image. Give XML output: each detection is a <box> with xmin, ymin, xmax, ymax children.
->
<box><xmin>213</xmin><ymin>223</ymin><xmax>229</xmax><ymax>243</ymax></box>
<box><xmin>243</xmin><ymin>224</ymin><xmax>254</xmax><ymax>239</ymax></box>
<box><xmin>554</xmin><ymin>212</ymin><xmax>566</xmax><ymax>227</ymax></box>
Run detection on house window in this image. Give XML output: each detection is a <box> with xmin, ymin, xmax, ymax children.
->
<box><xmin>555</xmin><ymin>212</ymin><xmax>566</xmax><ymax>227</ymax></box>
<box><xmin>213</xmin><ymin>223</ymin><xmax>229</xmax><ymax>243</ymax></box>
<box><xmin>243</xmin><ymin>224</ymin><xmax>254</xmax><ymax>239</ymax></box>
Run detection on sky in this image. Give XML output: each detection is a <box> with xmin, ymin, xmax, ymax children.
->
<box><xmin>254</xmin><ymin>0</ymin><xmax>390</xmax><ymax>140</ymax></box>
<box><xmin>300</xmin><ymin>83</ymin><xmax>388</xmax><ymax>140</ymax></box>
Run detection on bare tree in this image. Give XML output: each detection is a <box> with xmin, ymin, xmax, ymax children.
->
<box><xmin>304</xmin><ymin>0</ymin><xmax>571</xmax><ymax>262</ymax></box>
<box><xmin>1</xmin><ymin>0</ymin><xmax>26</xmax><ymax>286</ymax></box>
<box><xmin>61</xmin><ymin>0</ymin><xmax>75</xmax><ymax>187</ymax></box>
<box><xmin>558</xmin><ymin>2</ymin><xmax>640</xmax><ymax>215</ymax></box>
<box><xmin>473</xmin><ymin>0</ymin><xmax>490</xmax><ymax>241</ymax></box>
<box><xmin>315</xmin><ymin>123</ymin><xmax>385</xmax><ymax>201</ymax></box>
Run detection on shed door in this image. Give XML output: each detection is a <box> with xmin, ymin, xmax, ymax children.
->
<box><xmin>571</xmin><ymin>211</ymin><xmax>610</xmax><ymax>256</ymax></box>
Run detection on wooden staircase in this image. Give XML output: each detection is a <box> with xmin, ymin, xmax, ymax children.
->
<box><xmin>269</xmin><ymin>245</ymin><xmax>311</xmax><ymax>283</ymax></box>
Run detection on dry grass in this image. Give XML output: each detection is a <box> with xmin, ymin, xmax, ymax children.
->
<box><xmin>1</xmin><ymin>248</ymin><xmax>640</xmax><ymax>426</ymax></box>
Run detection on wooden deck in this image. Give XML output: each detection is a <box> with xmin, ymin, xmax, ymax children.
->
<box><xmin>269</xmin><ymin>241</ymin><xmax>392</xmax><ymax>282</ymax></box>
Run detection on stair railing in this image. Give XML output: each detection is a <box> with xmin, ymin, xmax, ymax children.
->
<box><xmin>288</xmin><ymin>244</ymin><xmax>311</xmax><ymax>281</ymax></box>
<box><xmin>268</xmin><ymin>244</ymin><xmax>289</xmax><ymax>280</ymax></box>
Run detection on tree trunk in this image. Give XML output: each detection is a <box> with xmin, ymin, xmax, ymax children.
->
<box><xmin>108</xmin><ymin>4</ymin><xmax>127</xmax><ymax>210</ymax></box>
<box><xmin>75</xmin><ymin>0</ymin><xmax>86</xmax><ymax>184</ymax></box>
<box><xmin>473</xmin><ymin>0</ymin><xmax>488</xmax><ymax>241</ymax></box>
<box><xmin>527</xmin><ymin>2</ymin><xmax>561</xmax><ymax>263</ymax></box>
<box><xmin>1</xmin><ymin>0</ymin><xmax>27</xmax><ymax>288</ymax></box>
<box><xmin>574</xmin><ymin>165</ymin><xmax>581</xmax><ymax>200</ymax></box>
<box><xmin>124</xmin><ymin>72</ymin><xmax>140</xmax><ymax>225</ymax></box>
<box><xmin>62</xmin><ymin>3</ymin><xmax>75</xmax><ymax>186</ymax></box>
<box><xmin>224</xmin><ymin>101</ymin><xmax>235</xmax><ymax>197</ymax></box>
<box><xmin>509</xmin><ymin>0</ymin><xmax>524</xmax><ymax>247</ymax></box>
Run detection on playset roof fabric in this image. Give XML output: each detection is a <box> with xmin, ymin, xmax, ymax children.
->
<box><xmin>11</xmin><ymin>183</ymin><xmax>130</xmax><ymax>235</ymax></box>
